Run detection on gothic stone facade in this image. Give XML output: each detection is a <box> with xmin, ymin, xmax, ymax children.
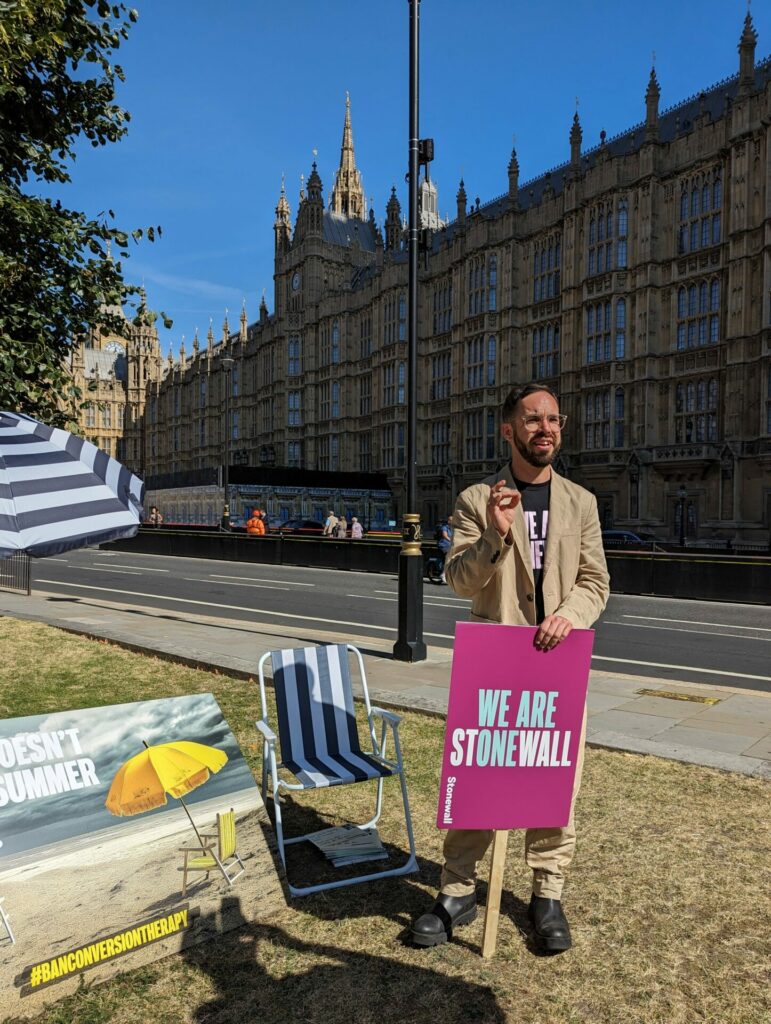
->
<box><xmin>104</xmin><ymin>18</ymin><xmax>771</xmax><ymax>544</ymax></box>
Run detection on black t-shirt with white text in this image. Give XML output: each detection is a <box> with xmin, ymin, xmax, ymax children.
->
<box><xmin>514</xmin><ymin>476</ymin><xmax>551</xmax><ymax>623</ymax></box>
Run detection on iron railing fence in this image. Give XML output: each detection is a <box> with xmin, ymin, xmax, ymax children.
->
<box><xmin>0</xmin><ymin>552</ymin><xmax>31</xmax><ymax>595</ymax></box>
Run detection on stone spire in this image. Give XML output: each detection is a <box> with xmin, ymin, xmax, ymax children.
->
<box><xmin>192</xmin><ymin>328</ymin><xmax>199</xmax><ymax>355</ymax></box>
<box><xmin>385</xmin><ymin>186</ymin><xmax>401</xmax><ymax>252</ymax></box>
<box><xmin>329</xmin><ymin>93</ymin><xmax>366</xmax><ymax>219</ymax></box>
<box><xmin>645</xmin><ymin>66</ymin><xmax>660</xmax><ymax>141</ymax></box>
<box><xmin>222</xmin><ymin>310</ymin><xmax>230</xmax><ymax>345</ymax></box>
<box><xmin>508</xmin><ymin>144</ymin><xmax>519</xmax><ymax>203</ymax></box>
<box><xmin>570</xmin><ymin>111</ymin><xmax>582</xmax><ymax>169</ymax></box>
<box><xmin>179</xmin><ymin>336</ymin><xmax>186</xmax><ymax>369</ymax></box>
<box><xmin>239</xmin><ymin>301</ymin><xmax>247</xmax><ymax>342</ymax></box>
<box><xmin>274</xmin><ymin>175</ymin><xmax>292</xmax><ymax>256</ymax></box>
<box><xmin>738</xmin><ymin>10</ymin><xmax>757</xmax><ymax>95</ymax></box>
<box><xmin>456</xmin><ymin>177</ymin><xmax>467</xmax><ymax>225</ymax></box>
<box><xmin>207</xmin><ymin>319</ymin><xmax>214</xmax><ymax>353</ymax></box>
<box><xmin>259</xmin><ymin>289</ymin><xmax>268</xmax><ymax>321</ymax></box>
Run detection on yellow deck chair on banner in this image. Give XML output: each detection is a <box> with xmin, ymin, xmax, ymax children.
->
<box><xmin>179</xmin><ymin>808</ymin><xmax>246</xmax><ymax>897</ymax></box>
<box><xmin>0</xmin><ymin>898</ymin><xmax>14</xmax><ymax>945</ymax></box>
<box><xmin>256</xmin><ymin>643</ymin><xmax>418</xmax><ymax>897</ymax></box>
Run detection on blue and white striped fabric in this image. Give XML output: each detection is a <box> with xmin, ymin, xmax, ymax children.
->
<box><xmin>0</xmin><ymin>411</ymin><xmax>144</xmax><ymax>558</ymax></box>
<box><xmin>271</xmin><ymin>644</ymin><xmax>395</xmax><ymax>789</ymax></box>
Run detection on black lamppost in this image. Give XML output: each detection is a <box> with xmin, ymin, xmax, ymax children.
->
<box><xmin>394</xmin><ymin>0</ymin><xmax>427</xmax><ymax>662</ymax></box>
<box><xmin>221</xmin><ymin>356</ymin><xmax>235</xmax><ymax>530</ymax></box>
<box><xmin>677</xmin><ymin>484</ymin><xmax>687</xmax><ymax>548</ymax></box>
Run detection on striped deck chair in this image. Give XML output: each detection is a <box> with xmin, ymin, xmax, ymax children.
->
<box><xmin>256</xmin><ymin>643</ymin><xmax>418</xmax><ymax>896</ymax></box>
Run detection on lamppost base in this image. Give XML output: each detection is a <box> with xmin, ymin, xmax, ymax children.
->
<box><xmin>393</xmin><ymin>552</ymin><xmax>427</xmax><ymax>662</ymax></box>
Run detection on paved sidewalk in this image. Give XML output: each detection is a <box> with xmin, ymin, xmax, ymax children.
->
<box><xmin>0</xmin><ymin>587</ymin><xmax>769</xmax><ymax>781</ymax></box>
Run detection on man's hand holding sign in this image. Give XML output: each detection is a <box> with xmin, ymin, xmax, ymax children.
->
<box><xmin>411</xmin><ymin>383</ymin><xmax>610</xmax><ymax>956</ymax></box>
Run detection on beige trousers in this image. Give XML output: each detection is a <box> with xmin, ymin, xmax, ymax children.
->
<box><xmin>440</xmin><ymin>708</ymin><xmax>587</xmax><ymax>900</ymax></box>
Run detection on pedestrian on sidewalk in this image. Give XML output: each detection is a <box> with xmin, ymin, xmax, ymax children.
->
<box><xmin>435</xmin><ymin>517</ymin><xmax>452</xmax><ymax>583</ymax></box>
<box><xmin>322</xmin><ymin>510</ymin><xmax>338</xmax><ymax>537</ymax></box>
<box><xmin>410</xmin><ymin>382</ymin><xmax>609</xmax><ymax>954</ymax></box>
<box><xmin>351</xmin><ymin>517</ymin><xmax>363</xmax><ymax>540</ymax></box>
<box><xmin>147</xmin><ymin>505</ymin><xmax>163</xmax><ymax>527</ymax></box>
<box><xmin>336</xmin><ymin>515</ymin><xmax>348</xmax><ymax>539</ymax></box>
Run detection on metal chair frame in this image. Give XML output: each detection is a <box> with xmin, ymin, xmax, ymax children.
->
<box><xmin>256</xmin><ymin>643</ymin><xmax>418</xmax><ymax>897</ymax></box>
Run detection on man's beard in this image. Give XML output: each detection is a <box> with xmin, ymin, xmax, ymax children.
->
<box><xmin>514</xmin><ymin>431</ymin><xmax>561</xmax><ymax>468</ymax></box>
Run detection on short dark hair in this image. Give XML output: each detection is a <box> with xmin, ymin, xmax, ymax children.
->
<box><xmin>501</xmin><ymin>382</ymin><xmax>560</xmax><ymax>423</ymax></box>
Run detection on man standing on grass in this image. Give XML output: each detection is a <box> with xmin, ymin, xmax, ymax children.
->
<box><xmin>410</xmin><ymin>382</ymin><xmax>610</xmax><ymax>953</ymax></box>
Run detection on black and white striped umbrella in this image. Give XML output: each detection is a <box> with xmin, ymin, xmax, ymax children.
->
<box><xmin>0</xmin><ymin>411</ymin><xmax>144</xmax><ymax>558</ymax></box>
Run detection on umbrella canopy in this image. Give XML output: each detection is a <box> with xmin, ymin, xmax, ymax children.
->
<box><xmin>105</xmin><ymin>741</ymin><xmax>229</xmax><ymax>846</ymax></box>
<box><xmin>0</xmin><ymin>411</ymin><xmax>144</xmax><ymax>558</ymax></box>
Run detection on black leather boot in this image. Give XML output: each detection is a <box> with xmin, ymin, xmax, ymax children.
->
<box><xmin>529</xmin><ymin>895</ymin><xmax>572</xmax><ymax>952</ymax></box>
<box><xmin>410</xmin><ymin>892</ymin><xmax>477</xmax><ymax>947</ymax></box>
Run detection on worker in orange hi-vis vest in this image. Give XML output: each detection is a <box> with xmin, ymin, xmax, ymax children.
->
<box><xmin>246</xmin><ymin>509</ymin><xmax>266</xmax><ymax>536</ymax></box>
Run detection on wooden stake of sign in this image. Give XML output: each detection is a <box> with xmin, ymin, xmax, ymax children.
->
<box><xmin>481</xmin><ymin>829</ymin><xmax>509</xmax><ymax>958</ymax></box>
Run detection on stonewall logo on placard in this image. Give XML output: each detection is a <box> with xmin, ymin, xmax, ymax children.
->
<box><xmin>437</xmin><ymin>623</ymin><xmax>594</xmax><ymax>832</ymax></box>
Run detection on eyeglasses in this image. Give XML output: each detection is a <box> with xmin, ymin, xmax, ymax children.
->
<box><xmin>520</xmin><ymin>413</ymin><xmax>567</xmax><ymax>432</ymax></box>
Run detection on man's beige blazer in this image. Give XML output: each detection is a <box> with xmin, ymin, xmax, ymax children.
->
<box><xmin>445</xmin><ymin>464</ymin><xmax>610</xmax><ymax>628</ymax></box>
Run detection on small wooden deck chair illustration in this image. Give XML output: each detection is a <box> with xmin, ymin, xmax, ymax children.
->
<box><xmin>179</xmin><ymin>808</ymin><xmax>246</xmax><ymax>897</ymax></box>
<box><xmin>0</xmin><ymin>898</ymin><xmax>15</xmax><ymax>945</ymax></box>
<box><xmin>256</xmin><ymin>643</ymin><xmax>418</xmax><ymax>897</ymax></box>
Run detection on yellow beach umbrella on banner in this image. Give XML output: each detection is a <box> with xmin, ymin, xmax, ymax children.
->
<box><xmin>105</xmin><ymin>740</ymin><xmax>228</xmax><ymax>844</ymax></box>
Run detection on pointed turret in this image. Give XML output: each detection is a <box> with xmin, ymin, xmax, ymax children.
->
<box><xmin>508</xmin><ymin>145</ymin><xmax>519</xmax><ymax>204</ymax></box>
<box><xmin>179</xmin><ymin>337</ymin><xmax>186</xmax><ymax>369</ymax></box>
<box><xmin>274</xmin><ymin>175</ymin><xmax>292</xmax><ymax>257</ymax></box>
<box><xmin>207</xmin><ymin>319</ymin><xmax>214</xmax><ymax>353</ymax></box>
<box><xmin>192</xmin><ymin>329</ymin><xmax>199</xmax><ymax>356</ymax></box>
<box><xmin>329</xmin><ymin>93</ymin><xmax>366</xmax><ymax>219</ymax></box>
<box><xmin>222</xmin><ymin>310</ymin><xmax>230</xmax><ymax>345</ymax></box>
<box><xmin>259</xmin><ymin>290</ymin><xmax>268</xmax><ymax>322</ymax></box>
<box><xmin>570</xmin><ymin>111</ymin><xmax>582</xmax><ymax>169</ymax></box>
<box><xmin>385</xmin><ymin>186</ymin><xmax>402</xmax><ymax>251</ymax></box>
<box><xmin>738</xmin><ymin>11</ymin><xmax>757</xmax><ymax>95</ymax></box>
<box><xmin>645</xmin><ymin>66</ymin><xmax>660</xmax><ymax>141</ymax></box>
<box><xmin>296</xmin><ymin>161</ymin><xmax>324</xmax><ymax>238</ymax></box>
<box><xmin>456</xmin><ymin>178</ymin><xmax>467</xmax><ymax>226</ymax></box>
<box><xmin>239</xmin><ymin>302</ymin><xmax>248</xmax><ymax>343</ymax></box>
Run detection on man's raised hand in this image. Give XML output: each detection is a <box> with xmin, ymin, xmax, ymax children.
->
<box><xmin>486</xmin><ymin>479</ymin><xmax>521</xmax><ymax>538</ymax></box>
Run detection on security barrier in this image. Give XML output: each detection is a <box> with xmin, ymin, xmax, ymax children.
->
<box><xmin>104</xmin><ymin>529</ymin><xmax>771</xmax><ymax>605</ymax></box>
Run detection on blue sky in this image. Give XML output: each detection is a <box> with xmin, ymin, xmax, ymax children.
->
<box><xmin>49</xmin><ymin>0</ymin><xmax>771</xmax><ymax>356</ymax></box>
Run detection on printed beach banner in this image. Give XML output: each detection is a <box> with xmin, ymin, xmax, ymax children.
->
<box><xmin>437</xmin><ymin>623</ymin><xmax>594</xmax><ymax>831</ymax></box>
<box><xmin>0</xmin><ymin>694</ymin><xmax>285</xmax><ymax>1019</ymax></box>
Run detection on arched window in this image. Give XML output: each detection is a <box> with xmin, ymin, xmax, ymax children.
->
<box><xmin>331</xmin><ymin>381</ymin><xmax>340</xmax><ymax>418</ymax></box>
<box><xmin>614</xmin><ymin>388</ymin><xmax>624</xmax><ymax>447</ymax></box>
<box><xmin>691</xmin><ymin>188</ymin><xmax>699</xmax><ymax>216</ymax></box>
<box><xmin>696</xmin><ymin>381</ymin><xmax>706</xmax><ymax>409</ymax></box>
<box><xmin>331</xmin><ymin>320</ymin><xmax>340</xmax><ymax>363</ymax></box>
<box><xmin>618</xmin><ymin>199</ymin><xmax>628</xmax><ymax>238</ymax></box>
<box><xmin>687</xmin><ymin>383</ymin><xmax>696</xmax><ymax>411</ymax></box>
<box><xmin>397</xmin><ymin>362</ymin><xmax>405</xmax><ymax>404</ymax></box>
<box><xmin>676</xmin><ymin>384</ymin><xmax>684</xmax><ymax>412</ymax></box>
<box><xmin>710</xmin><ymin>280</ymin><xmax>719</xmax><ymax>310</ymax></box>
<box><xmin>615</xmin><ymin>299</ymin><xmax>626</xmax><ymax>359</ymax></box>
<box><xmin>699</xmin><ymin>282</ymin><xmax>708</xmax><ymax>313</ymax></box>
<box><xmin>688</xmin><ymin>286</ymin><xmax>697</xmax><ymax>316</ymax></box>
<box><xmin>713</xmin><ymin>176</ymin><xmax>722</xmax><ymax>209</ymax></box>
<box><xmin>589</xmin><ymin>218</ymin><xmax>596</xmax><ymax>244</ymax></box>
<box><xmin>680</xmin><ymin>192</ymin><xmax>688</xmax><ymax>221</ymax></box>
<box><xmin>678</xmin><ymin>288</ymin><xmax>686</xmax><ymax>318</ymax></box>
<box><xmin>708</xmin><ymin>378</ymin><xmax>718</xmax><ymax>408</ymax></box>
<box><xmin>487</xmin><ymin>336</ymin><xmax>496</xmax><ymax>386</ymax></box>
<box><xmin>702</xmin><ymin>183</ymin><xmax>710</xmax><ymax>212</ymax></box>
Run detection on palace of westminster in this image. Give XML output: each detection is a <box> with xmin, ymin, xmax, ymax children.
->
<box><xmin>72</xmin><ymin>14</ymin><xmax>771</xmax><ymax>543</ymax></box>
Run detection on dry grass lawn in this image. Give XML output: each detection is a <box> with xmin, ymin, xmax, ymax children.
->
<box><xmin>1</xmin><ymin>616</ymin><xmax>769</xmax><ymax>1024</ymax></box>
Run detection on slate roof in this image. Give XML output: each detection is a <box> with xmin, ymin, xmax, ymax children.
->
<box><xmin>323</xmin><ymin>210</ymin><xmax>378</xmax><ymax>251</ymax></box>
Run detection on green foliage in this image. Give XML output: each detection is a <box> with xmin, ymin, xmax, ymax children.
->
<box><xmin>0</xmin><ymin>0</ymin><xmax>168</xmax><ymax>428</ymax></box>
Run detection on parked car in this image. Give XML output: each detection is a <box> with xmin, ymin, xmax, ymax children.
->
<box><xmin>278</xmin><ymin>518</ymin><xmax>325</xmax><ymax>535</ymax></box>
<box><xmin>265</xmin><ymin>517</ymin><xmax>285</xmax><ymax>533</ymax></box>
<box><xmin>601</xmin><ymin>529</ymin><xmax>660</xmax><ymax>550</ymax></box>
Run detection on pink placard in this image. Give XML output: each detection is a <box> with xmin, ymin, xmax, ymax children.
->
<box><xmin>437</xmin><ymin>623</ymin><xmax>594</xmax><ymax>831</ymax></box>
